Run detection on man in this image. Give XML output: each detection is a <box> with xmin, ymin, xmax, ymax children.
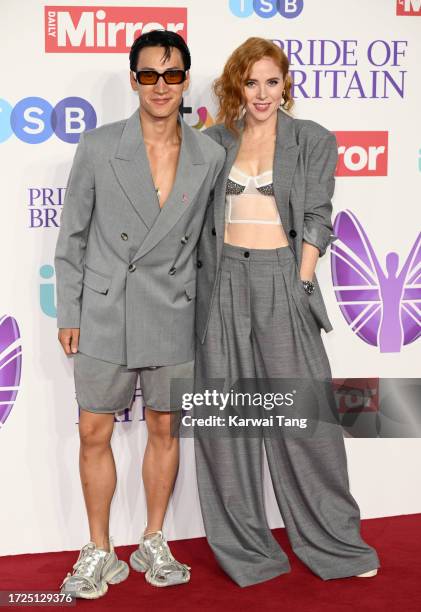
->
<box><xmin>55</xmin><ymin>30</ymin><xmax>225</xmax><ymax>598</ymax></box>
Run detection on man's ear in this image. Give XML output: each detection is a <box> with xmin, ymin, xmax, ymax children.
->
<box><xmin>130</xmin><ymin>71</ymin><xmax>138</xmax><ymax>91</ymax></box>
<box><xmin>183</xmin><ymin>70</ymin><xmax>190</xmax><ymax>93</ymax></box>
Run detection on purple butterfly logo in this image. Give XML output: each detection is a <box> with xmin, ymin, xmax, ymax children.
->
<box><xmin>331</xmin><ymin>210</ymin><xmax>421</xmax><ymax>353</ymax></box>
<box><xmin>0</xmin><ymin>315</ymin><xmax>22</xmax><ymax>428</ymax></box>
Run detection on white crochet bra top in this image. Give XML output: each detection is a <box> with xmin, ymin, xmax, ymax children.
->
<box><xmin>225</xmin><ymin>166</ymin><xmax>282</xmax><ymax>226</ymax></box>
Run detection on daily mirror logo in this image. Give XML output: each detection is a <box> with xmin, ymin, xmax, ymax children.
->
<box><xmin>396</xmin><ymin>0</ymin><xmax>421</xmax><ymax>15</ymax></box>
<box><xmin>45</xmin><ymin>6</ymin><xmax>187</xmax><ymax>53</ymax></box>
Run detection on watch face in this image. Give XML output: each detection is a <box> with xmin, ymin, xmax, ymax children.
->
<box><xmin>302</xmin><ymin>281</ymin><xmax>315</xmax><ymax>295</ymax></box>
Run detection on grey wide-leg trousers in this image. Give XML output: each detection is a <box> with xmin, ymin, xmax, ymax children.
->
<box><xmin>194</xmin><ymin>244</ymin><xmax>380</xmax><ymax>587</ymax></box>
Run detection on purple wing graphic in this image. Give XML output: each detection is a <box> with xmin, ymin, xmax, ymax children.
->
<box><xmin>331</xmin><ymin>210</ymin><xmax>421</xmax><ymax>353</ymax></box>
<box><xmin>0</xmin><ymin>315</ymin><xmax>22</xmax><ymax>427</ymax></box>
<box><xmin>401</xmin><ymin>233</ymin><xmax>421</xmax><ymax>346</ymax></box>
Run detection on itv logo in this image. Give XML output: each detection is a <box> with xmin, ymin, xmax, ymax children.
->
<box><xmin>40</xmin><ymin>265</ymin><xmax>57</xmax><ymax>318</ymax></box>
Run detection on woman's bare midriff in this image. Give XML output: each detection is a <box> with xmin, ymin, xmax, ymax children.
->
<box><xmin>224</xmin><ymin>223</ymin><xmax>289</xmax><ymax>249</ymax></box>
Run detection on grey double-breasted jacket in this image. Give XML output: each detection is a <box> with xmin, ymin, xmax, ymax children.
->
<box><xmin>55</xmin><ymin>109</ymin><xmax>225</xmax><ymax>368</ymax></box>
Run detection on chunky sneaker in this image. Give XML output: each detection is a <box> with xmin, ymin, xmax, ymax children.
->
<box><xmin>60</xmin><ymin>539</ymin><xmax>129</xmax><ymax>599</ymax></box>
<box><xmin>130</xmin><ymin>531</ymin><xmax>190</xmax><ymax>587</ymax></box>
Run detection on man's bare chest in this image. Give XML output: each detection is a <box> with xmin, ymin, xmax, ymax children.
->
<box><xmin>146</xmin><ymin>145</ymin><xmax>181</xmax><ymax>208</ymax></box>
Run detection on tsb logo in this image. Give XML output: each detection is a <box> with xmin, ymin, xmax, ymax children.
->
<box><xmin>45</xmin><ymin>6</ymin><xmax>187</xmax><ymax>52</ymax></box>
<box><xmin>0</xmin><ymin>97</ymin><xmax>96</xmax><ymax>144</ymax></box>
<box><xmin>396</xmin><ymin>0</ymin><xmax>421</xmax><ymax>15</ymax></box>
<box><xmin>229</xmin><ymin>0</ymin><xmax>303</xmax><ymax>18</ymax></box>
<box><xmin>334</xmin><ymin>131</ymin><xmax>388</xmax><ymax>177</ymax></box>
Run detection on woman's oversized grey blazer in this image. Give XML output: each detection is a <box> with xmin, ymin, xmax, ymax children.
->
<box><xmin>195</xmin><ymin>109</ymin><xmax>338</xmax><ymax>342</ymax></box>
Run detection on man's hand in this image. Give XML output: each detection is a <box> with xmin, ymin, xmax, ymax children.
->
<box><xmin>58</xmin><ymin>328</ymin><xmax>80</xmax><ymax>355</ymax></box>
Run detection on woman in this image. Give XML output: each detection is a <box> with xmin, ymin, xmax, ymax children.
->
<box><xmin>193</xmin><ymin>38</ymin><xmax>380</xmax><ymax>587</ymax></box>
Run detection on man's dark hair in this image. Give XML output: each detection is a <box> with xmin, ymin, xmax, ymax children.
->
<box><xmin>129</xmin><ymin>30</ymin><xmax>191</xmax><ymax>72</ymax></box>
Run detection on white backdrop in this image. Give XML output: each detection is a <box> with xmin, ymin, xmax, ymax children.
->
<box><xmin>0</xmin><ymin>0</ymin><xmax>420</xmax><ymax>556</ymax></box>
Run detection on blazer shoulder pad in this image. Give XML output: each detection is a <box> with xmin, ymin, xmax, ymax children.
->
<box><xmin>295</xmin><ymin>118</ymin><xmax>334</xmax><ymax>145</ymax></box>
<box><xmin>203</xmin><ymin>123</ymin><xmax>226</xmax><ymax>145</ymax></box>
<box><xmin>82</xmin><ymin>118</ymin><xmax>126</xmax><ymax>145</ymax></box>
<box><xmin>196</xmin><ymin>128</ymin><xmax>226</xmax><ymax>162</ymax></box>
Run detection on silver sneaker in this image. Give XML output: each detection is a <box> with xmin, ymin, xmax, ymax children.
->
<box><xmin>130</xmin><ymin>531</ymin><xmax>191</xmax><ymax>587</ymax></box>
<box><xmin>60</xmin><ymin>539</ymin><xmax>129</xmax><ymax>599</ymax></box>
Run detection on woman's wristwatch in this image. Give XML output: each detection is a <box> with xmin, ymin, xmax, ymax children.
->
<box><xmin>302</xmin><ymin>280</ymin><xmax>315</xmax><ymax>295</ymax></box>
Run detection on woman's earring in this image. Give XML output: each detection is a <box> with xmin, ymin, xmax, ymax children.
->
<box><xmin>280</xmin><ymin>90</ymin><xmax>286</xmax><ymax>107</ymax></box>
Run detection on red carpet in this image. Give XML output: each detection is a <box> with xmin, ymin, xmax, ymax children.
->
<box><xmin>0</xmin><ymin>514</ymin><xmax>420</xmax><ymax>612</ymax></box>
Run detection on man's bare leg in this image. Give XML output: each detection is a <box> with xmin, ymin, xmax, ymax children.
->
<box><xmin>142</xmin><ymin>408</ymin><xmax>180</xmax><ymax>534</ymax></box>
<box><xmin>79</xmin><ymin>409</ymin><xmax>116</xmax><ymax>551</ymax></box>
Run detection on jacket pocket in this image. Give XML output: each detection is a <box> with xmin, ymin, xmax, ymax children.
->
<box><xmin>184</xmin><ymin>278</ymin><xmax>197</xmax><ymax>301</ymax></box>
<box><xmin>83</xmin><ymin>266</ymin><xmax>110</xmax><ymax>295</ymax></box>
<box><xmin>292</xmin><ymin>283</ymin><xmax>313</xmax><ymax>321</ymax></box>
<box><xmin>308</xmin><ymin>288</ymin><xmax>333</xmax><ymax>332</ymax></box>
<box><xmin>292</xmin><ymin>269</ymin><xmax>333</xmax><ymax>332</ymax></box>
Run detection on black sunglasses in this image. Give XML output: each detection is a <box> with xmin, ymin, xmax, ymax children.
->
<box><xmin>134</xmin><ymin>69</ymin><xmax>187</xmax><ymax>85</ymax></box>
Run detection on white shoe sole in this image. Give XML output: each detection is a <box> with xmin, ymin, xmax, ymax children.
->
<box><xmin>356</xmin><ymin>569</ymin><xmax>378</xmax><ymax>578</ymax></box>
<box><xmin>129</xmin><ymin>550</ymin><xmax>149</xmax><ymax>573</ymax></box>
<box><xmin>62</xmin><ymin>560</ymin><xmax>129</xmax><ymax>599</ymax></box>
<box><xmin>130</xmin><ymin>550</ymin><xmax>190</xmax><ymax>587</ymax></box>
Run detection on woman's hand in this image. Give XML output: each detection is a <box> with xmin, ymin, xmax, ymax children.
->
<box><xmin>300</xmin><ymin>241</ymin><xmax>319</xmax><ymax>281</ymax></box>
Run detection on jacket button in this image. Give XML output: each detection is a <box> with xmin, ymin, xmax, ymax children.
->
<box><xmin>121</xmin><ymin>232</ymin><xmax>128</xmax><ymax>241</ymax></box>
<box><xmin>128</xmin><ymin>263</ymin><xmax>136</xmax><ymax>272</ymax></box>
<box><xmin>181</xmin><ymin>235</ymin><xmax>189</xmax><ymax>244</ymax></box>
<box><xmin>197</xmin><ymin>260</ymin><xmax>203</xmax><ymax>268</ymax></box>
<box><xmin>244</xmin><ymin>251</ymin><xmax>250</xmax><ymax>258</ymax></box>
<box><xmin>289</xmin><ymin>229</ymin><xmax>297</xmax><ymax>238</ymax></box>
<box><xmin>168</xmin><ymin>266</ymin><xmax>177</xmax><ymax>275</ymax></box>
<box><xmin>212</xmin><ymin>227</ymin><xmax>216</xmax><ymax>236</ymax></box>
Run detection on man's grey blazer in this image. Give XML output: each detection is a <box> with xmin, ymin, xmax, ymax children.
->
<box><xmin>55</xmin><ymin>109</ymin><xmax>225</xmax><ymax>368</ymax></box>
<box><xmin>196</xmin><ymin>109</ymin><xmax>338</xmax><ymax>344</ymax></box>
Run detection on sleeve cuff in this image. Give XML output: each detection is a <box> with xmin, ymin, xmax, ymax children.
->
<box><xmin>57</xmin><ymin>311</ymin><xmax>81</xmax><ymax>329</ymax></box>
<box><xmin>303</xmin><ymin>223</ymin><xmax>337</xmax><ymax>257</ymax></box>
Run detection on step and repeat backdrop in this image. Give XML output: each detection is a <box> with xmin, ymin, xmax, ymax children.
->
<box><xmin>1</xmin><ymin>0</ymin><xmax>420</xmax><ymax>555</ymax></box>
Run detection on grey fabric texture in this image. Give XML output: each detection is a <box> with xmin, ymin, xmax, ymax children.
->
<box><xmin>194</xmin><ymin>244</ymin><xmax>380</xmax><ymax>587</ymax></box>
<box><xmin>74</xmin><ymin>352</ymin><xmax>193</xmax><ymax>412</ymax></box>
<box><xmin>195</xmin><ymin>109</ymin><xmax>337</xmax><ymax>345</ymax></box>
<box><xmin>55</xmin><ymin>110</ymin><xmax>225</xmax><ymax>368</ymax></box>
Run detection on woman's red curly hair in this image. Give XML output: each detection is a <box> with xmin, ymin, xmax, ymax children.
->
<box><xmin>214</xmin><ymin>37</ymin><xmax>294</xmax><ymax>134</ymax></box>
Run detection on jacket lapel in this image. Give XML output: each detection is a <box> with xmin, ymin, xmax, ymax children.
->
<box><xmin>273</xmin><ymin>109</ymin><xmax>299</xmax><ymax>232</ymax></box>
<box><xmin>214</xmin><ymin>110</ymin><xmax>299</xmax><ymax>267</ymax></box>
<box><xmin>110</xmin><ymin>110</ymin><xmax>160</xmax><ymax>229</ymax></box>
<box><xmin>132</xmin><ymin>118</ymin><xmax>209</xmax><ymax>262</ymax></box>
<box><xmin>214</xmin><ymin>136</ymin><xmax>240</xmax><ymax>269</ymax></box>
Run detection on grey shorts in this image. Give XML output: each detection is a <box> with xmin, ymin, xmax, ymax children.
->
<box><xmin>73</xmin><ymin>352</ymin><xmax>194</xmax><ymax>414</ymax></box>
